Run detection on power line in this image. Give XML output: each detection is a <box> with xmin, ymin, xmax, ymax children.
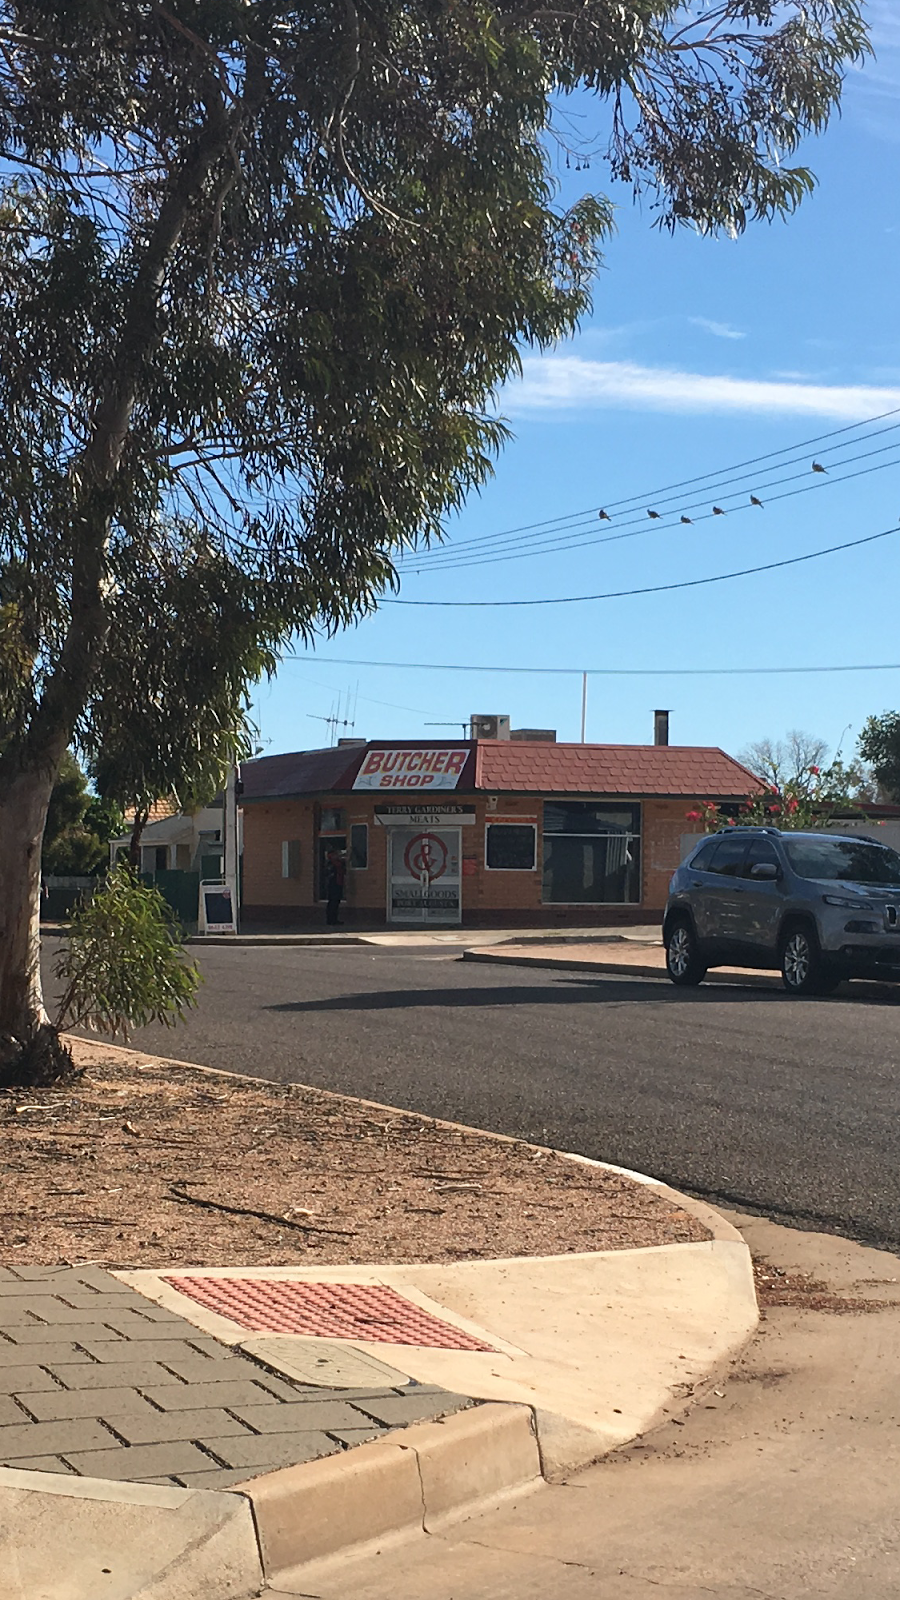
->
<box><xmin>381</xmin><ymin>522</ymin><xmax>900</xmax><ymax>608</ymax></box>
<box><xmin>397</xmin><ymin>404</ymin><xmax>900</xmax><ymax>563</ymax></box>
<box><xmin>292</xmin><ymin>653</ymin><xmax>900</xmax><ymax>679</ymax></box>
<box><xmin>403</xmin><ymin>443</ymin><xmax>900</xmax><ymax>574</ymax></box>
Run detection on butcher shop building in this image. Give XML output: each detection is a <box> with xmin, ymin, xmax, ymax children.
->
<box><xmin>239</xmin><ymin>721</ymin><xmax>759</xmax><ymax>929</ymax></box>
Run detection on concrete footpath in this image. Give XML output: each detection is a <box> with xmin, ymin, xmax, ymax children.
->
<box><xmin>0</xmin><ymin>1163</ymin><xmax>757</xmax><ymax>1599</ymax></box>
<box><xmin>463</xmin><ymin>937</ymin><xmax>784</xmax><ymax>989</ymax></box>
<box><xmin>301</xmin><ymin>1216</ymin><xmax>900</xmax><ymax>1600</ymax></box>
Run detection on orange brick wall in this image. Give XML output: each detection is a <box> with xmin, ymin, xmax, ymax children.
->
<box><xmin>642</xmin><ymin>799</ymin><xmax>690</xmax><ymax>910</ymax></box>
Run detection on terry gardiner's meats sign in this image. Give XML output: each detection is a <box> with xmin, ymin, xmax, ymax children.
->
<box><xmin>353</xmin><ymin>747</ymin><xmax>469</xmax><ymax>792</ymax></box>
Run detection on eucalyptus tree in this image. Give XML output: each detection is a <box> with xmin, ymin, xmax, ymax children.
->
<box><xmin>0</xmin><ymin>0</ymin><xmax>868</xmax><ymax>1079</ymax></box>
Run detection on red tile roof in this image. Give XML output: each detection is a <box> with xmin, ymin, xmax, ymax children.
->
<box><xmin>243</xmin><ymin>741</ymin><xmax>760</xmax><ymax>801</ymax></box>
<box><xmin>475</xmin><ymin>742</ymin><xmax>761</xmax><ymax>798</ymax></box>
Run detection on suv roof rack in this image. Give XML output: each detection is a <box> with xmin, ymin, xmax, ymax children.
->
<box><xmin>714</xmin><ymin>825</ymin><xmax>782</xmax><ymax>836</ymax></box>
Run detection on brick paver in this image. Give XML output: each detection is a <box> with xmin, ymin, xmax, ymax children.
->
<box><xmin>0</xmin><ymin>1265</ymin><xmax>473</xmax><ymax>1487</ymax></box>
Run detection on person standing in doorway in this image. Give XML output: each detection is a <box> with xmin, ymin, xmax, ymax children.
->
<box><xmin>325</xmin><ymin>847</ymin><xmax>346</xmax><ymax>926</ymax></box>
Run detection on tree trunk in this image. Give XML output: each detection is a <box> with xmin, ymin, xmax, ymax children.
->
<box><xmin>0</xmin><ymin>757</ymin><xmax>73</xmax><ymax>1086</ymax></box>
<box><xmin>129</xmin><ymin>808</ymin><xmax>150</xmax><ymax>870</ymax></box>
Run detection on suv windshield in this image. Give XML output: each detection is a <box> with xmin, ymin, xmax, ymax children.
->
<box><xmin>782</xmin><ymin>837</ymin><xmax>900</xmax><ymax>886</ymax></box>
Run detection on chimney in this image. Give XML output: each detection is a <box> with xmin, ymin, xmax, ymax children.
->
<box><xmin>653</xmin><ymin>710</ymin><xmax>670</xmax><ymax>747</ymax></box>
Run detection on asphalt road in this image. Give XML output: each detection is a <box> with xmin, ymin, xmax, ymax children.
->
<box><xmin>50</xmin><ymin>943</ymin><xmax>900</xmax><ymax>1251</ymax></box>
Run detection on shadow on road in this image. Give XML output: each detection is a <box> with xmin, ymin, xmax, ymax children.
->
<box><xmin>266</xmin><ymin>975</ymin><xmax>899</xmax><ymax>1013</ymax></box>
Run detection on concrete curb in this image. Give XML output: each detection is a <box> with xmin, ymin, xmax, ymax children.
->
<box><xmin>242</xmin><ymin>1401</ymin><xmax>541</xmax><ymax>1590</ymax></box>
<box><xmin>461</xmin><ymin>947</ymin><xmax>783</xmax><ymax>989</ymax></box>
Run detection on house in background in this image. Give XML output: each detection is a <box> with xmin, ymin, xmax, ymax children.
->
<box><xmin>238</xmin><ymin>716</ymin><xmax>763</xmax><ymax>930</ymax></box>
<box><xmin>110</xmin><ymin>796</ymin><xmax>228</xmax><ymax>882</ymax></box>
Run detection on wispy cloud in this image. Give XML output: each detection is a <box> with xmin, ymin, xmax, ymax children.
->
<box><xmin>689</xmin><ymin>316</ymin><xmax>746</xmax><ymax>341</ymax></box>
<box><xmin>507</xmin><ymin>357</ymin><xmax>900</xmax><ymax>420</ymax></box>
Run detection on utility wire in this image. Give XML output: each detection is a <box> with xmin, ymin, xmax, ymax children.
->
<box><xmin>397</xmin><ymin>404</ymin><xmax>900</xmax><ymax>563</ymax></box>
<box><xmin>405</xmin><ymin>443</ymin><xmax>900</xmax><ymax>574</ymax></box>
<box><xmin>292</xmin><ymin>653</ymin><xmax>900</xmax><ymax>679</ymax></box>
<box><xmin>380</xmin><ymin>522</ymin><xmax>900</xmax><ymax>608</ymax></box>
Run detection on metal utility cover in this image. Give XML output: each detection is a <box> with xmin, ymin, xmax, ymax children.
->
<box><xmin>166</xmin><ymin>1277</ymin><xmax>496</xmax><ymax>1351</ymax></box>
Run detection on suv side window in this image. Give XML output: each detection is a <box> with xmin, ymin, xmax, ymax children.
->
<box><xmin>742</xmin><ymin>838</ymin><xmax>781</xmax><ymax>878</ymax></box>
<box><xmin>708</xmin><ymin>836</ymin><xmax>749</xmax><ymax>877</ymax></box>
<box><xmin>689</xmin><ymin>838</ymin><xmax>719</xmax><ymax>871</ymax></box>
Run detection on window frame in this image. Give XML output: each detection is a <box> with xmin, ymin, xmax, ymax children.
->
<box><xmin>485</xmin><ymin>821</ymin><xmax>538</xmax><ymax>872</ymax></box>
<box><xmin>541</xmin><ymin>800</ymin><xmax>642</xmax><ymax>907</ymax></box>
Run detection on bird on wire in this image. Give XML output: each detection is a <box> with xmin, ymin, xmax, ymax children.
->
<box><xmin>647</xmin><ymin>509</ymin><xmax>661</xmax><ymax>519</ymax></box>
<box><xmin>598</xmin><ymin>509</ymin><xmax>611</xmax><ymax>520</ymax></box>
<box><xmin>812</xmin><ymin>461</ymin><xmax>827</xmax><ymax>473</ymax></box>
<box><xmin>680</xmin><ymin>515</ymin><xmax>693</xmax><ymax>524</ymax></box>
<box><xmin>750</xmin><ymin>495</ymin><xmax>764</xmax><ymax>508</ymax></box>
<box><xmin>712</xmin><ymin>505</ymin><xmax>726</xmax><ymax>515</ymax></box>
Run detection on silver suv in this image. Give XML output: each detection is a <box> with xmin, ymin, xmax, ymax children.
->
<box><xmin>664</xmin><ymin>828</ymin><xmax>900</xmax><ymax>995</ymax></box>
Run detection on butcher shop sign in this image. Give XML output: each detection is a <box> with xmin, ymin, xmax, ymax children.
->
<box><xmin>353</xmin><ymin>747</ymin><xmax>469</xmax><ymax>792</ymax></box>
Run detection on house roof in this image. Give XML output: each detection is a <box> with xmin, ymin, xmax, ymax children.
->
<box><xmin>241</xmin><ymin>746</ymin><xmax>363</xmax><ymax>801</ymax></box>
<box><xmin>241</xmin><ymin>741</ymin><xmax>760</xmax><ymax>802</ymax></box>
<box><xmin>474</xmin><ymin>741</ymin><xmax>761</xmax><ymax>798</ymax></box>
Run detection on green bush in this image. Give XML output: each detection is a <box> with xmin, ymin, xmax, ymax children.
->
<box><xmin>55</xmin><ymin>864</ymin><xmax>201</xmax><ymax>1038</ymax></box>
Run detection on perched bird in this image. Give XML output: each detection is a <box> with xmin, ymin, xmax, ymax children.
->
<box><xmin>712</xmin><ymin>505</ymin><xmax>726</xmax><ymax>515</ymax></box>
<box><xmin>598</xmin><ymin>509</ymin><xmax>611</xmax><ymax>521</ymax></box>
<box><xmin>812</xmin><ymin>461</ymin><xmax>827</xmax><ymax>473</ymax></box>
<box><xmin>680</xmin><ymin>515</ymin><xmax>693</xmax><ymax>524</ymax></box>
<box><xmin>750</xmin><ymin>495</ymin><xmax>764</xmax><ymax>508</ymax></box>
<box><xmin>647</xmin><ymin>508</ymin><xmax>661</xmax><ymax>519</ymax></box>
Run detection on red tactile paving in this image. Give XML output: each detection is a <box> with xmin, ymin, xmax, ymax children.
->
<box><xmin>164</xmin><ymin>1277</ymin><xmax>496</xmax><ymax>1351</ymax></box>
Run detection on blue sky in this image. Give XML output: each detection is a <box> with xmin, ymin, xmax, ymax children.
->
<box><xmin>268</xmin><ymin>4</ymin><xmax>900</xmax><ymax>767</ymax></box>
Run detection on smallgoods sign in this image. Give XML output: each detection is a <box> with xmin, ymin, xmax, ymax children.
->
<box><xmin>353</xmin><ymin>747</ymin><xmax>469</xmax><ymax>792</ymax></box>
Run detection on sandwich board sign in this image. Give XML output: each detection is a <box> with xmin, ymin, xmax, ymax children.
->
<box><xmin>199</xmin><ymin>880</ymin><xmax>236</xmax><ymax>935</ymax></box>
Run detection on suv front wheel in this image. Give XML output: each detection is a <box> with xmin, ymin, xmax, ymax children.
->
<box><xmin>780</xmin><ymin>924</ymin><xmax>840</xmax><ymax>996</ymax></box>
<box><xmin>665</xmin><ymin>920</ymin><xmax>707</xmax><ymax>987</ymax></box>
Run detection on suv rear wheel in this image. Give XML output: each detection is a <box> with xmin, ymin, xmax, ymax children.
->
<box><xmin>665</xmin><ymin>920</ymin><xmax>707</xmax><ymax>987</ymax></box>
<box><xmin>780</xmin><ymin>924</ymin><xmax>839</xmax><ymax>996</ymax></box>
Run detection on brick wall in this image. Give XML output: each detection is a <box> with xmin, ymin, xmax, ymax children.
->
<box><xmin>242</xmin><ymin>792</ymin><xmax>691</xmax><ymax>927</ymax></box>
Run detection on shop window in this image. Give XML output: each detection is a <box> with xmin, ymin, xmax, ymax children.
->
<box><xmin>320</xmin><ymin>807</ymin><xmax>345</xmax><ymax>832</ymax></box>
<box><xmin>542</xmin><ymin>802</ymin><xmax>641</xmax><ymax>905</ymax></box>
<box><xmin>486</xmin><ymin>823</ymin><xmax>537</xmax><ymax>871</ymax></box>
<box><xmin>350</xmin><ymin>824</ymin><xmax>369</xmax><ymax>869</ymax></box>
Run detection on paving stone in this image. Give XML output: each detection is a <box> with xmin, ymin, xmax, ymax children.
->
<box><xmin>0</xmin><ymin>1366</ymin><xmax>70</xmax><ymax>1394</ymax></box>
<box><xmin>0</xmin><ymin>1419</ymin><xmax>118</xmax><ymax>1459</ymax></box>
<box><xmin>329</xmin><ymin>1427</ymin><xmax>386</xmax><ymax>1447</ymax></box>
<box><xmin>198</xmin><ymin>1430</ymin><xmax>339</xmax><ymax>1472</ymax></box>
<box><xmin>13</xmin><ymin>1298</ymin><xmax>122</xmax><ymax>1326</ymax></box>
<box><xmin>1</xmin><ymin>1323</ymin><xmax>124</xmax><ymax>1346</ymax></box>
<box><xmin>49</xmin><ymin>1293</ymin><xmax>168</xmax><ymax>1312</ymax></box>
<box><xmin>0</xmin><ymin>1281</ymin><xmax>58</xmax><ymax>1299</ymax></box>
<box><xmin>100</xmin><ymin>1407</ymin><xmax>255</xmax><ymax>1446</ymax></box>
<box><xmin>44</xmin><ymin>1361</ymin><xmax>182</xmax><ymax>1391</ymax></box>
<box><xmin>21</xmin><ymin>1387</ymin><xmax>160</xmax><ymax>1422</ymax></box>
<box><xmin>184</xmin><ymin>1337</ymin><xmax>239</xmax><ymax>1361</ymax></box>
<box><xmin>142</xmin><ymin>1379</ymin><xmax>291</xmax><ymax>1412</ymax></box>
<box><xmin>118</xmin><ymin>1303</ymin><xmax>186</xmax><ymax>1323</ymax></box>
<box><xmin>172</xmin><ymin>1467</ymin><xmax>261</xmax><ymax>1489</ymax></box>
<box><xmin>65</xmin><ymin>1269</ymin><xmax>134</xmax><ymax>1295</ymax></box>
<box><xmin>75</xmin><ymin>1338</ymin><xmax>207</xmax><ymax>1364</ymax></box>
<box><xmin>63</xmin><ymin>1440</ymin><xmax>213</xmax><ymax>1479</ymax></box>
<box><xmin>6</xmin><ymin>1455</ymin><xmax>76</xmax><ymax>1473</ymax></box>
<box><xmin>231</xmin><ymin>1369</ymin><xmax>313</xmax><ymax>1403</ymax></box>
<box><xmin>98</xmin><ymin>1311</ymin><xmax>202</xmax><ymax>1339</ymax></box>
<box><xmin>0</xmin><ymin>1395</ymin><xmax>34</xmax><ymax>1426</ymax></box>
<box><xmin>152</xmin><ymin>1354</ymin><xmax>249</xmax><ymax>1385</ymax></box>
<box><xmin>0</xmin><ymin>1303</ymin><xmax>47</xmax><ymax>1326</ymax></box>
<box><xmin>350</xmin><ymin>1392</ymin><xmax>472</xmax><ymax>1428</ymax></box>
<box><xmin>227</xmin><ymin>1400</ymin><xmax>368</xmax><ymax>1434</ymax></box>
<box><xmin>7</xmin><ymin>1268</ymin><xmax>78</xmax><ymax>1282</ymax></box>
<box><xmin>0</xmin><ymin>1343</ymin><xmax>93</xmax><ymax>1367</ymax></box>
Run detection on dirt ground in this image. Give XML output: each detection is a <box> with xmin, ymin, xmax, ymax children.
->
<box><xmin>0</xmin><ymin>1038</ymin><xmax>711</xmax><ymax>1269</ymax></box>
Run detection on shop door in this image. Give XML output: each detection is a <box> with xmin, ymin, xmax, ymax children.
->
<box><xmin>388</xmin><ymin>828</ymin><xmax>462</xmax><ymax>925</ymax></box>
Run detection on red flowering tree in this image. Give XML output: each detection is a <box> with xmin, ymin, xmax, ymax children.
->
<box><xmin>687</xmin><ymin>771</ymin><xmax>871</xmax><ymax>834</ymax></box>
